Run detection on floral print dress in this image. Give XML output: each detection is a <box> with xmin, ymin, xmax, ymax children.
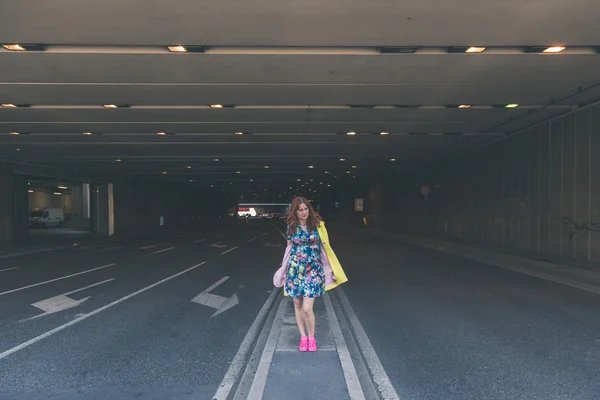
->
<box><xmin>285</xmin><ymin>225</ymin><xmax>326</xmax><ymax>298</ymax></box>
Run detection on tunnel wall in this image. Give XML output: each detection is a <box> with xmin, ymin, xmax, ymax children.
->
<box><xmin>113</xmin><ymin>181</ymin><xmax>228</xmax><ymax>236</ymax></box>
<box><xmin>368</xmin><ymin>104</ymin><xmax>600</xmax><ymax>268</ymax></box>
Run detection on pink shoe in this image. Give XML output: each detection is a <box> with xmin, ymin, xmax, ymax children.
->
<box><xmin>299</xmin><ymin>336</ymin><xmax>308</xmax><ymax>352</ymax></box>
<box><xmin>308</xmin><ymin>336</ymin><xmax>317</xmax><ymax>352</ymax></box>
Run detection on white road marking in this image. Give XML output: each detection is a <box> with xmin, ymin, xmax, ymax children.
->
<box><xmin>144</xmin><ymin>246</ymin><xmax>175</xmax><ymax>256</ymax></box>
<box><xmin>191</xmin><ymin>276</ymin><xmax>239</xmax><ymax>318</ymax></box>
<box><xmin>139</xmin><ymin>244</ymin><xmax>157</xmax><ymax>250</ymax></box>
<box><xmin>272</xmin><ymin>224</ymin><xmax>287</xmax><ymax>240</ymax></box>
<box><xmin>0</xmin><ymin>264</ymin><xmax>117</xmax><ymax>297</ymax></box>
<box><xmin>337</xmin><ymin>288</ymin><xmax>400</xmax><ymax>400</ymax></box>
<box><xmin>99</xmin><ymin>246</ymin><xmax>125</xmax><ymax>252</ymax></box>
<box><xmin>210</xmin><ymin>242</ymin><xmax>228</xmax><ymax>248</ymax></box>
<box><xmin>194</xmin><ymin>238</ymin><xmax>206</xmax><ymax>243</ymax></box>
<box><xmin>213</xmin><ymin>289</ymin><xmax>280</xmax><ymax>400</ymax></box>
<box><xmin>0</xmin><ymin>267</ymin><xmax>18</xmax><ymax>273</ymax></box>
<box><xmin>261</xmin><ymin>232</ymin><xmax>269</xmax><ymax>236</ymax></box>
<box><xmin>0</xmin><ymin>245</ymin><xmax>74</xmax><ymax>259</ymax></box>
<box><xmin>248</xmin><ymin>237</ymin><xmax>258</xmax><ymax>242</ymax></box>
<box><xmin>22</xmin><ymin>279</ymin><xmax>115</xmax><ymax>322</ymax></box>
<box><xmin>245</xmin><ymin>296</ymin><xmax>289</xmax><ymax>399</ymax></box>
<box><xmin>218</xmin><ymin>233</ymin><xmax>227</xmax><ymax>237</ymax></box>
<box><xmin>221</xmin><ymin>246</ymin><xmax>238</xmax><ymax>255</ymax></box>
<box><xmin>0</xmin><ymin>262</ymin><xmax>206</xmax><ymax>361</ymax></box>
<box><xmin>324</xmin><ymin>293</ymin><xmax>365</xmax><ymax>399</ymax></box>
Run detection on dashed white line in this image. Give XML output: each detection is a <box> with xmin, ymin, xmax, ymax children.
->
<box><xmin>0</xmin><ymin>262</ymin><xmax>207</xmax><ymax>361</ymax></box>
<box><xmin>0</xmin><ymin>245</ymin><xmax>74</xmax><ymax>259</ymax></box>
<box><xmin>221</xmin><ymin>246</ymin><xmax>239</xmax><ymax>255</ymax></box>
<box><xmin>0</xmin><ymin>264</ymin><xmax>117</xmax><ymax>297</ymax></box>
<box><xmin>194</xmin><ymin>238</ymin><xmax>207</xmax><ymax>243</ymax></box>
<box><xmin>0</xmin><ymin>267</ymin><xmax>18</xmax><ymax>273</ymax></box>
<box><xmin>144</xmin><ymin>246</ymin><xmax>175</xmax><ymax>256</ymax></box>
<box><xmin>248</xmin><ymin>237</ymin><xmax>258</xmax><ymax>242</ymax></box>
<box><xmin>99</xmin><ymin>246</ymin><xmax>125</xmax><ymax>252</ymax></box>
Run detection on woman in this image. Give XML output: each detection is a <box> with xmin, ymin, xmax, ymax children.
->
<box><xmin>274</xmin><ymin>196</ymin><xmax>347</xmax><ymax>352</ymax></box>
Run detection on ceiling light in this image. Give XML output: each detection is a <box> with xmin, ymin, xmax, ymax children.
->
<box><xmin>234</xmin><ymin>131</ymin><xmax>244</xmax><ymax>135</ymax></box>
<box><xmin>544</xmin><ymin>46</ymin><xmax>566</xmax><ymax>53</ymax></box>
<box><xmin>53</xmin><ymin>192</ymin><xmax>62</xmax><ymax>196</ymax></box>
<box><xmin>156</xmin><ymin>132</ymin><xmax>167</xmax><ymax>136</ymax></box>
<box><xmin>390</xmin><ymin>158</ymin><xmax>396</xmax><ymax>162</ymax></box>
<box><xmin>466</xmin><ymin>47</ymin><xmax>486</xmax><ymax>53</ymax></box>
<box><xmin>1</xmin><ymin>104</ymin><xmax>17</xmax><ymax>108</ymax></box>
<box><xmin>3</xmin><ymin>44</ymin><xmax>26</xmax><ymax>51</ymax></box>
<box><xmin>161</xmin><ymin>172</ymin><xmax>167</xmax><ymax>175</ymax></box>
<box><xmin>15</xmin><ymin>148</ymin><xmax>21</xmax><ymax>151</ymax></box>
<box><xmin>308</xmin><ymin>165</ymin><xmax>314</xmax><ymax>169</ymax></box>
<box><xmin>189</xmin><ymin>180</ymin><xmax>194</xmax><ymax>182</ymax></box>
<box><xmin>103</xmin><ymin>104</ymin><xmax>118</xmax><ymax>109</ymax></box>
<box><xmin>264</xmin><ymin>165</ymin><xmax>269</xmax><ymax>169</ymax></box>
<box><xmin>2</xmin><ymin>44</ymin><xmax>45</xmax><ymax>51</ymax></box>
<box><xmin>167</xmin><ymin>45</ymin><xmax>187</xmax><ymax>52</ymax></box>
<box><xmin>28</xmin><ymin>190</ymin><xmax>34</xmax><ymax>193</ymax></box>
<box><xmin>58</xmin><ymin>185</ymin><xmax>68</xmax><ymax>190</ymax></box>
<box><xmin>505</xmin><ymin>104</ymin><xmax>519</xmax><ymax>108</ymax></box>
<box><xmin>213</xmin><ymin>158</ymin><xmax>219</xmax><ymax>162</ymax></box>
<box><xmin>9</xmin><ymin>132</ymin><xmax>19</xmax><ymax>135</ymax></box>
<box><xmin>327</xmin><ymin>184</ymin><xmax>331</xmax><ymax>187</ymax></box>
<box><xmin>186</xmin><ymin>165</ymin><xmax>192</xmax><ymax>169</ymax></box>
<box><xmin>82</xmin><ymin>132</ymin><xmax>93</xmax><ymax>136</ymax></box>
<box><xmin>458</xmin><ymin>105</ymin><xmax>471</xmax><ymax>109</ymax></box>
<box><xmin>347</xmin><ymin>131</ymin><xmax>356</xmax><ymax>136</ymax></box>
<box><xmin>380</xmin><ymin>132</ymin><xmax>390</xmax><ymax>135</ymax></box>
<box><xmin>297</xmin><ymin>179</ymin><xmax>301</xmax><ymax>182</ymax></box>
<box><xmin>352</xmin><ymin>165</ymin><xmax>358</xmax><ymax>169</ymax></box>
<box><xmin>211</xmin><ymin>104</ymin><xmax>224</xmax><ymax>109</ymax></box>
<box><xmin>340</xmin><ymin>158</ymin><xmax>346</xmax><ymax>162</ymax></box>
<box><xmin>236</xmin><ymin>171</ymin><xmax>241</xmax><ymax>174</ymax></box>
<box><xmin>115</xmin><ymin>159</ymin><xmax>121</xmax><ymax>163</ymax></box>
<box><xmin>325</xmin><ymin>171</ymin><xmax>330</xmax><ymax>174</ymax></box>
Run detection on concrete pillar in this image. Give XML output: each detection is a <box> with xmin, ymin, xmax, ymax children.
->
<box><xmin>0</xmin><ymin>162</ymin><xmax>28</xmax><ymax>244</ymax></box>
<box><xmin>90</xmin><ymin>183</ymin><xmax>114</xmax><ymax>236</ymax></box>
<box><xmin>70</xmin><ymin>183</ymin><xmax>91</xmax><ymax>231</ymax></box>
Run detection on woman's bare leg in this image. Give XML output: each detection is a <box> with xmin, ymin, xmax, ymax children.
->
<box><xmin>302</xmin><ymin>298</ymin><xmax>316</xmax><ymax>337</ymax></box>
<box><xmin>293</xmin><ymin>298</ymin><xmax>307</xmax><ymax>337</ymax></box>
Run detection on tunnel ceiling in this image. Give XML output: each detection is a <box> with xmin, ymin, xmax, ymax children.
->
<box><xmin>1</xmin><ymin>0</ymin><xmax>600</xmax><ymax>192</ymax></box>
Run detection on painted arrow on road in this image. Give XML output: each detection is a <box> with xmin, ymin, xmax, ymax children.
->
<box><xmin>191</xmin><ymin>276</ymin><xmax>239</xmax><ymax>318</ymax></box>
<box><xmin>22</xmin><ymin>278</ymin><xmax>115</xmax><ymax>322</ymax></box>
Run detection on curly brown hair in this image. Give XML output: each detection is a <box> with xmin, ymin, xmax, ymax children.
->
<box><xmin>285</xmin><ymin>196</ymin><xmax>322</xmax><ymax>236</ymax></box>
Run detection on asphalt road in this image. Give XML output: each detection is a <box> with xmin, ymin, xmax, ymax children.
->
<box><xmin>1</xmin><ymin>220</ymin><xmax>600</xmax><ymax>399</ymax></box>
<box><xmin>0</xmin><ymin>220</ymin><xmax>285</xmax><ymax>400</ymax></box>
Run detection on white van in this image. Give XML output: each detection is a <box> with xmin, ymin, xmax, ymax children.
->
<box><xmin>29</xmin><ymin>208</ymin><xmax>65</xmax><ymax>228</ymax></box>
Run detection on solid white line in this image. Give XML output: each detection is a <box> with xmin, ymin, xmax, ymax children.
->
<box><xmin>212</xmin><ymin>289</ymin><xmax>280</xmax><ymax>400</ymax></box>
<box><xmin>0</xmin><ymin>267</ymin><xmax>18</xmax><ymax>273</ymax></box>
<box><xmin>0</xmin><ymin>245</ymin><xmax>74</xmax><ymax>259</ymax></box>
<box><xmin>324</xmin><ymin>293</ymin><xmax>366</xmax><ymax>400</ymax></box>
<box><xmin>245</xmin><ymin>296</ymin><xmax>288</xmax><ymax>399</ymax></box>
<box><xmin>248</xmin><ymin>237</ymin><xmax>258</xmax><ymax>242</ymax></box>
<box><xmin>221</xmin><ymin>246</ymin><xmax>239</xmax><ymax>255</ymax></box>
<box><xmin>194</xmin><ymin>238</ymin><xmax>206</xmax><ymax>243</ymax></box>
<box><xmin>0</xmin><ymin>261</ymin><xmax>206</xmax><ymax>361</ymax></box>
<box><xmin>63</xmin><ymin>278</ymin><xmax>115</xmax><ymax>296</ymax></box>
<box><xmin>0</xmin><ymin>264</ymin><xmax>117</xmax><ymax>297</ymax></box>
<box><xmin>337</xmin><ymin>288</ymin><xmax>400</xmax><ymax>400</ymax></box>
<box><xmin>144</xmin><ymin>246</ymin><xmax>175</xmax><ymax>256</ymax></box>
